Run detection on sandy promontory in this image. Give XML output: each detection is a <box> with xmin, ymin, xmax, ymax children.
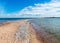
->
<box><xmin>0</xmin><ymin>20</ymin><xmax>42</xmax><ymax>43</ymax></box>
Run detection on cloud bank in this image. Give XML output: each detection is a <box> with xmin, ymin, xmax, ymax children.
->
<box><xmin>0</xmin><ymin>0</ymin><xmax>60</xmax><ymax>18</ymax></box>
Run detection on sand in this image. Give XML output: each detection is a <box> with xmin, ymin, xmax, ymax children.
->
<box><xmin>0</xmin><ymin>20</ymin><xmax>42</xmax><ymax>43</ymax></box>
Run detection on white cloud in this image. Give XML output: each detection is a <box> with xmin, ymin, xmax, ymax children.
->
<box><xmin>0</xmin><ymin>0</ymin><xmax>60</xmax><ymax>18</ymax></box>
<box><xmin>16</xmin><ymin>0</ymin><xmax>60</xmax><ymax>17</ymax></box>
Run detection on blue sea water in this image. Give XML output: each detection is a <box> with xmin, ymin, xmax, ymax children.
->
<box><xmin>29</xmin><ymin>18</ymin><xmax>60</xmax><ymax>40</ymax></box>
<box><xmin>0</xmin><ymin>18</ymin><xmax>33</xmax><ymax>23</ymax></box>
<box><xmin>0</xmin><ymin>18</ymin><xmax>60</xmax><ymax>31</ymax></box>
<box><xmin>0</xmin><ymin>18</ymin><xmax>60</xmax><ymax>40</ymax></box>
<box><xmin>0</xmin><ymin>18</ymin><xmax>31</xmax><ymax>25</ymax></box>
<box><xmin>29</xmin><ymin>18</ymin><xmax>60</xmax><ymax>34</ymax></box>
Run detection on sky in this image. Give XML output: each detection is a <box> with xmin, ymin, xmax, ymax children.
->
<box><xmin>0</xmin><ymin>0</ymin><xmax>60</xmax><ymax>18</ymax></box>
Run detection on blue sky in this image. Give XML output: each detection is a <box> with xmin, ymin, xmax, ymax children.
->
<box><xmin>0</xmin><ymin>0</ymin><xmax>60</xmax><ymax>18</ymax></box>
<box><xmin>0</xmin><ymin>0</ymin><xmax>51</xmax><ymax>13</ymax></box>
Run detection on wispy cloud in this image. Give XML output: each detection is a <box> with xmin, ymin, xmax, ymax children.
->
<box><xmin>0</xmin><ymin>0</ymin><xmax>60</xmax><ymax>18</ymax></box>
<box><xmin>18</xmin><ymin>0</ymin><xmax>60</xmax><ymax>17</ymax></box>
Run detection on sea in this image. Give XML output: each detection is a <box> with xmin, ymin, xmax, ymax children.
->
<box><xmin>0</xmin><ymin>17</ymin><xmax>60</xmax><ymax>40</ymax></box>
<box><xmin>0</xmin><ymin>18</ymin><xmax>34</xmax><ymax>23</ymax></box>
<box><xmin>0</xmin><ymin>18</ymin><xmax>60</xmax><ymax>32</ymax></box>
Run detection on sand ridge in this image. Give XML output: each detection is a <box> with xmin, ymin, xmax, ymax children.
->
<box><xmin>0</xmin><ymin>20</ymin><xmax>42</xmax><ymax>43</ymax></box>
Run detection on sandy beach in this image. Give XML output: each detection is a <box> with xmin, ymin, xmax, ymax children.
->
<box><xmin>0</xmin><ymin>20</ymin><xmax>42</xmax><ymax>43</ymax></box>
<box><xmin>0</xmin><ymin>18</ymin><xmax>59</xmax><ymax>43</ymax></box>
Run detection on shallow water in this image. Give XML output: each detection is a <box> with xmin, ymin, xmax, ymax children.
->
<box><xmin>0</xmin><ymin>18</ymin><xmax>60</xmax><ymax>43</ymax></box>
<box><xmin>29</xmin><ymin>18</ymin><xmax>60</xmax><ymax>41</ymax></box>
